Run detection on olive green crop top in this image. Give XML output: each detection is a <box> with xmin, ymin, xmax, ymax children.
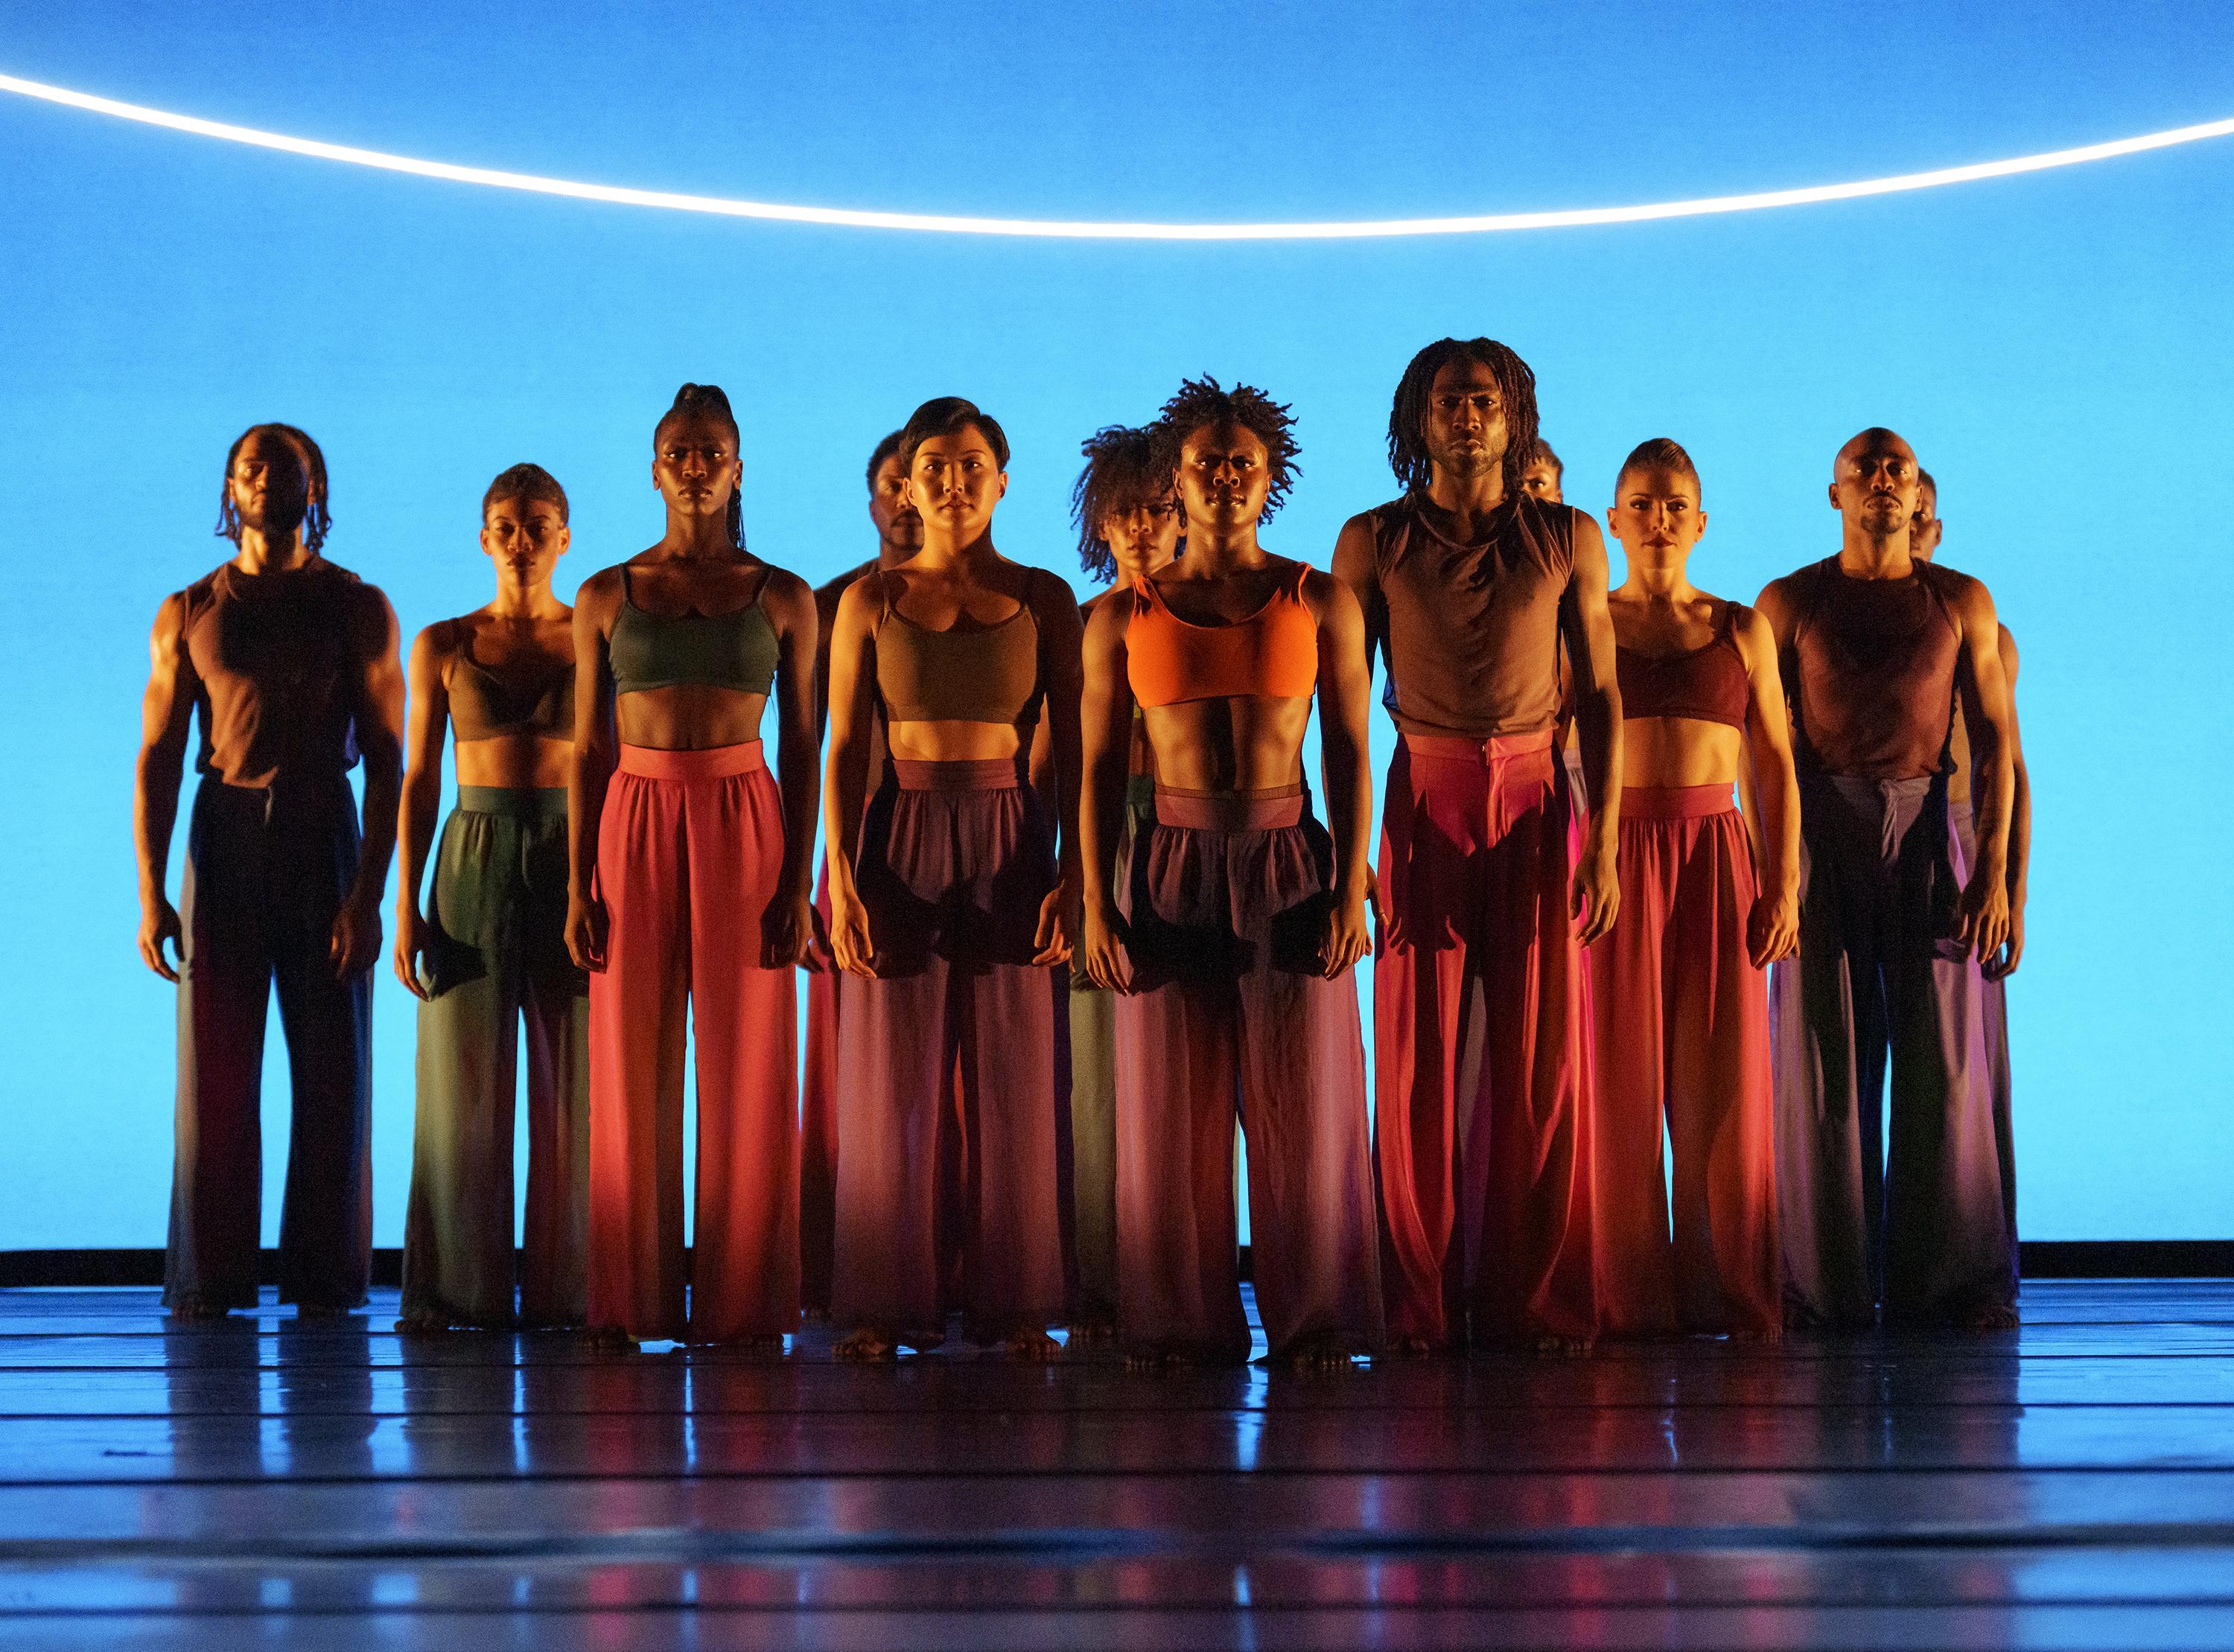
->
<box><xmin>872</xmin><ymin>572</ymin><xmax>1045</xmax><ymax>727</ymax></box>
<box><xmin>609</xmin><ymin>567</ymin><xmax>779</xmax><ymax>698</ymax></box>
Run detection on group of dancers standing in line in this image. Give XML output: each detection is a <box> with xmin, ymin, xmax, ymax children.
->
<box><xmin>133</xmin><ymin>335</ymin><xmax>2029</xmax><ymax>1365</ymax></box>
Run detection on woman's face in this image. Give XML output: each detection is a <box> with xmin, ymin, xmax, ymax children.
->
<box><xmin>652</xmin><ymin>412</ymin><xmax>740</xmax><ymax>527</ymax></box>
<box><xmin>906</xmin><ymin>423</ymin><xmax>1008</xmax><ymax>543</ymax></box>
<box><xmin>1606</xmin><ymin>465</ymin><xmax>1707</xmax><ymax>571</ymax></box>
<box><xmin>481</xmin><ymin>494</ymin><xmax>570</xmax><ymax>587</ymax></box>
<box><xmin>1100</xmin><ymin>488</ymin><xmax>1182</xmax><ymax>586</ymax></box>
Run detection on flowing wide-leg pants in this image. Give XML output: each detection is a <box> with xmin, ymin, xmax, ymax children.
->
<box><xmin>1374</xmin><ymin>732</ymin><xmax>1596</xmax><ymax>1348</ymax></box>
<box><xmin>588</xmin><ymin>742</ymin><xmax>798</xmax><ymax>1342</ymax></box>
<box><xmin>1952</xmin><ymin>800</ymin><xmax>2020</xmax><ymax>1269</ymax></box>
<box><xmin>1586</xmin><ymin>786</ymin><xmax>1778</xmax><ymax>1339</ymax></box>
<box><xmin>833</xmin><ymin>759</ymin><xmax>1064</xmax><ymax>1348</ymax></box>
<box><xmin>799</xmin><ymin>866</ymin><xmax>841</xmax><ymax>1318</ymax></box>
<box><xmin>167</xmin><ymin>776</ymin><xmax>372</xmax><ymax>1312</ymax></box>
<box><xmin>401</xmin><ymin>787</ymin><xmax>589</xmax><ymax>1329</ymax></box>
<box><xmin>1772</xmin><ymin>774</ymin><xmax>2013</xmax><ymax>1327</ymax></box>
<box><xmin>1117</xmin><ymin>788</ymin><xmax>1384</xmax><ymax>1363</ymax></box>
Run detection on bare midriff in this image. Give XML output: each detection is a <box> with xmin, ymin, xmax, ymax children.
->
<box><xmin>1620</xmin><ymin>717</ymin><xmax>1743</xmax><ymax>791</ymax></box>
<box><xmin>885</xmin><ymin>718</ymin><xmax>1026</xmax><ymax>763</ymax></box>
<box><xmin>1139</xmin><ymin>695</ymin><xmax>1311</xmax><ymax>794</ymax></box>
<box><xmin>616</xmin><ymin>684</ymin><xmax>768</xmax><ymax>753</ymax></box>
<box><xmin>455</xmin><ymin>732</ymin><xmax>573</xmax><ymax>790</ymax></box>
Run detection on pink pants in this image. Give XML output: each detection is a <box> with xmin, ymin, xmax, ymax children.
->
<box><xmin>1374</xmin><ymin>732</ymin><xmax>1597</xmax><ymax>1348</ymax></box>
<box><xmin>588</xmin><ymin>742</ymin><xmax>799</xmax><ymax>1342</ymax></box>
<box><xmin>799</xmin><ymin>868</ymin><xmax>840</xmax><ymax>1316</ymax></box>
<box><xmin>1586</xmin><ymin>786</ymin><xmax>1778</xmax><ymax>1339</ymax></box>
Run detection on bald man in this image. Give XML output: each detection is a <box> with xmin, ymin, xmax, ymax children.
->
<box><xmin>1757</xmin><ymin>430</ymin><xmax>2018</xmax><ymax>1330</ymax></box>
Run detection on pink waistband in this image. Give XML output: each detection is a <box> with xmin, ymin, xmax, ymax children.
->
<box><xmin>617</xmin><ymin>740</ymin><xmax>766</xmax><ymax>780</ymax></box>
<box><xmin>893</xmin><ymin>757</ymin><xmax>1019</xmax><ymax>792</ymax></box>
<box><xmin>1623</xmin><ymin>782</ymin><xmax>1738</xmax><ymax>820</ymax></box>
<box><xmin>1404</xmin><ymin>730</ymin><xmax>1557</xmax><ymax>782</ymax></box>
<box><xmin>1154</xmin><ymin>784</ymin><xmax>1304</xmax><ymax>832</ymax></box>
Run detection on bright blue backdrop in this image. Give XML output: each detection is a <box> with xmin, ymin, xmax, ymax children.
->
<box><xmin>3</xmin><ymin>1</ymin><xmax>2230</xmax><ymax>1247</ymax></box>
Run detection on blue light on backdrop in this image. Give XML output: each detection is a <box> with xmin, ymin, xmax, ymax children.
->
<box><xmin>2</xmin><ymin>0</ymin><xmax>2229</xmax><ymax>1247</ymax></box>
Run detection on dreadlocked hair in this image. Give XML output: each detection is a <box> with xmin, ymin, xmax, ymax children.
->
<box><xmin>899</xmin><ymin>397</ymin><xmax>1011</xmax><ymax>472</ymax></box>
<box><xmin>1071</xmin><ymin>424</ymin><xmax>1175</xmax><ymax>584</ymax></box>
<box><xmin>214</xmin><ymin>422</ymin><xmax>331</xmax><ymax>553</ymax></box>
<box><xmin>656</xmin><ymin>383</ymin><xmax>745</xmax><ymax>550</ymax></box>
<box><xmin>1385</xmin><ymin>338</ymin><xmax>1540</xmax><ymax>498</ymax></box>
<box><xmin>865</xmin><ymin>428</ymin><xmax>905</xmax><ymax>494</ymax></box>
<box><xmin>1615</xmin><ymin>437</ymin><xmax>1702</xmax><ymax>497</ymax></box>
<box><xmin>1154</xmin><ymin>376</ymin><xmax>1301</xmax><ymax>520</ymax></box>
<box><xmin>482</xmin><ymin>462</ymin><xmax>569</xmax><ymax>525</ymax></box>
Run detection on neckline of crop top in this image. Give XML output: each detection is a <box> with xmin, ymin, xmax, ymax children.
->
<box><xmin>1615</xmin><ymin>608</ymin><xmax>1747</xmax><ymax>730</ymax></box>
<box><xmin>873</xmin><ymin>574</ymin><xmax>1044</xmax><ymax>726</ymax></box>
<box><xmin>449</xmin><ymin>646</ymin><xmax>574</xmax><ymax>742</ymax></box>
<box><xmin>610</xmin><ymin>567</ymin><xmax>779</xmax><ymax>697</ymax></box>
<box><xmin>1126</xmin><ymin>564</ymin><xmax>1318</xmax><ymax>707</ymax></box>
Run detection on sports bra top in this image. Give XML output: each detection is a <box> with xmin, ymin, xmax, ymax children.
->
<box><xmin>873</xmin><ymin>571</ymin><xmax>1046</xmax><ymax>726</ymax></box>
<box><xmin>1125</xmin><ymin>562</ymin><xmax>1318</xmax><ymax>707</ymax></box>
<box><xmin>1783</xmin><ymin>558</ymin><xmax>1959</xmax><ymax>780</ymax></box>
<box><xmin>448</xmin><ymin>637</ymin><xmax>574</xmax><ymax>743</ymax></box>
<box><xmin>609</xmin><ymin>567</ymin><xmax>779</xmax><ymax>698</ymax></box>
<box><xmin>1617</xmin><ymin>607</ymin><xmax>1748</xmax><ymax>730</ymax></box>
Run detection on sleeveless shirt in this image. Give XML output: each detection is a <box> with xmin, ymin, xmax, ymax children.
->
<box><xmin>179</xmin><ymin>560</ymin><xmax>368</xmax><ymax>788</ymax></box>
<box><xmin>1126</xmin><ymin>562</ymin><xmax>1317</xmax><ymax>707</ymax></box>
<box><xmin>1784</xmin><ymin>558</ymin><xmax>1960</xmax><ymax>779</ymax></box>
<box><xmin>1617</xmin><ymin>607</ymin><xmax>1748</xmax><ymax>730</ymax></box>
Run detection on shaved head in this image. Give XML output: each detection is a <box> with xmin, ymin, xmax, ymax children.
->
<box><xmin>1828</xmin><ymin>427</ymin><xmax>1921</xmax><ymax>543</ymax></box>
<box><xmin>1834</xmin><ymin>427</ymin><xmax>1915</xmax><ymax>478</ymax></box>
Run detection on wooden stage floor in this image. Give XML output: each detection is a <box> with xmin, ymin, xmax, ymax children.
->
<box><xmin>3</xmin><ymin>1281</ymin><xmax>2233</xmax><ymax>1649</ymax></box>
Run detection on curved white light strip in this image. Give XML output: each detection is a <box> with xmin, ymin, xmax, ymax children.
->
<box><xmin>5</xmin><ymin>70</ymin><xmax>2233</xmax><ymax>241</ymax></box>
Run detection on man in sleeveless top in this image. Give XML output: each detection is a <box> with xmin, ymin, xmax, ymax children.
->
<box><xmin>1912</xmin><ymin>468</ymin><xmax>2028</xmax><ymax>1264</ymax></box>
<box><xmin>1756</xmin><ymin>429</ymin><xmax>2019</xmax><ymax>1330</ymax></box>
<box><xmin>135</xmin><ymin>424</ymin><xmax>406</xmax><ymax>1318</ymax></box>
<box><xmin>800</xmin><ymin>430</ymin><xmax>918</xmax><ymax>1318</ymax></box>
<box><xmin>1333</xmin><ymin>339</ymin><xmax>1623</xmax><ymax>1353</ymax></box>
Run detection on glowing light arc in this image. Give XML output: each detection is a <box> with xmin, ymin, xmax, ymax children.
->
<box><xmin>4</xmin><ymin>70</ymin><xmax>2231</xmax><ymax>241</ymax></box>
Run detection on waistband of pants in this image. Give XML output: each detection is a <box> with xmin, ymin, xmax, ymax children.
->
<box><xmin>196</xmin><ymin>773</ymin><xmax>352</xmax><ymax>823</ymax></box>
<box><xmin>454</xmin><ymin>785</ymin><xmax>569</xmax><ymax>820</ymax></box>
<box><xmin>892</xmin><ymin>756</ymin><xmax>1019</xmax><ymax>792</ymax></box>
<box><xmin>1153</xmin><ymin>782</ymin><xmax>1305</xmax><ymax>832</ymax></box>
<box><xmin>617</xmin><ymin>740</ymin><xmax>766</xmax><ymax>781</ymax></box>
<box><xmin>1623</xmin><ymin>782</ymin><xmax>1737</xmax><ymax>820</ymax></box>
<box><xmin>1402</xmin><ymin>729</ymin><xmax>1557</xmax><ymax>779</ymax></box>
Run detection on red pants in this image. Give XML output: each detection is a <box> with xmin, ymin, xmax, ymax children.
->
<box><xmin>1586</xmin><ymin>787</ymin><xmax>1778</xmax><ymax>1338</ymax></box>
<box><xmin>798</xmin><ymin>868</ymin><xmax>840</xmax><ymax>1316</ymax></box>
<box><xmin>833</xmin><ymin>759</ymin><xmax>1065</xmax><ymax>1348</ymax></box>
<box><xmin>588</xmin><ymin>742</ymin><xmax>799</xmax><ymax>1342</ymax></box>
<box><xmin>1374</xmin><ymin>733</ymin><xmax>1596</xmax><ymax>1347</ymax></box>
<box><xmin>1116</xmin><ymin>788</ymin><xmax>1384</xmax><ymax>1363</ymax></box>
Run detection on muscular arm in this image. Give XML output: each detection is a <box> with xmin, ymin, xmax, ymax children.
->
<box><xmin>1990</xmin><ymin>626</ymin><xmax>2029</xmax><ymax>977</ymax></box>
<box><xmin>391</xmin><ymin>625</ymin><xmax>452</xmax><ymax>997</ymax></box>
<box><xmin>821</xmin><ymin>579</ymin><xmax>881</xmax><ymax>975</ymax></box>
<box><xmin>1030</xmin><ymin>569</ymin><xmax>1086</xmax><ymax>965</ymax></box>
<box><xmin>1565</xmin><ymin>513</ymin><xmax>1623</xmax><ymax>945</ymax></box>
<box><xmin>1309</xmin><ymin>570</ymin><xmax>1376</xmax><ymax>978</ymax></box>
<box><xmin>133</xmin><ymin>593</ymin><xmax>197</xmax><ymax>981</ymax></box>
<box><xmin>337</xmin><ymin>588</ymin><xmax>407</xmax><ymax>977</ymax></box>
<box><xmin>1076</xmin><ymin>592</ymin><xmax>1136</xmax><ymax>991</ymax></box>
<box><xmin>1950</xmin><ymin>575</ymin><xmax>2016</xmax><ymax>963</ymax></box>
<box><xmin>1329</xmin><ymin>513</ymin><xmax>1387</xmax><ymax>697</ymax></box>
<box><xmin>764</xmin><ymin>569</ymin><xmax>822</xmax><ymax>966</ymax></box>
<box><xmin>1734</xmin><ymin>605</ymin><xmax>1801</xmax><ymax>966</ymax></box>
<box><xmin>565</xmin><ymin>573</ymin><xmax>622</xmax><ymax>970</ymax></box>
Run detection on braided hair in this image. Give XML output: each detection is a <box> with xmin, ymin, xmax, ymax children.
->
<box><xmin>1385</xmin><ymin>338</ymin><xmax>1540</xmax><ymax>499</ymax></box>
<box><xmin>655</xmin><ymin>383</ymin><xmax>745</xmax><ymax>550</ymax></box>
<box><xmin>214</xmin><ymin>422</ymin><xmax>330</xmax><ymax>553</ymax></box>
<box><xmin>1153</xmin><ymin>376</ymin><xmax>1301</xmax><ymax>520</ymax></box>
<box><xmin>1071</xmin><ymin>424</ymin><xmax>1175</xmax><ymax>584</ymax></box>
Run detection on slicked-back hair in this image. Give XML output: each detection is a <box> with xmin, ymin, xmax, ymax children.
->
<box><xmin>482</xmin><ymin>462</ymin><xmax>569</xmax><ymax>526</ymax></box>
<box><xmin>655</xmin><ymin>382</ymin><xmax>745</xmax><ymax>550</ymax></box>
<box><xmin>1615</xmin><ymin>437</ymin><xmax>1702</xmax><ymax>497</ymax></box>
<box><xmin>216</xmin><ymin>422</ymin><xmax>331</xmax><ymax>553</ymax></box>
<box><xmin>1386</xmin><ymin>337</ymin><xmax>1541</xmax><ymax>498</ymax></box>
<box><xmin>900</xmin><ymin>397</ymin><xmax>1011</xmax><ymax>473</ymax></box>
<box><xmin>865</xmin><ymin>429</ymin><xmax>905</xmax><ymax>494</ymax></box>
<box><xmin>1156</xmin><ymin>376</ymin><xmax>1301</xmax><ymax>520</ymax></box>
<box><xmin>1072</xmin><ymin>424</ymin><xmax>1177</xmax><ymax>584</ymax></box>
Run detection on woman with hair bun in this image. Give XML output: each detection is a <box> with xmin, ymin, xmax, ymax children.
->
<box><xmin>566</xmin><ymin>384</ymin><xmax>821</xmax><ymax>1348</ymax></box>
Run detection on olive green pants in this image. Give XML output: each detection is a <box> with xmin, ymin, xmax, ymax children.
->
<box><xmin>400</xmin><ymin>788</ymin><xmax>588</xmax><ymax>1327</ymax></box>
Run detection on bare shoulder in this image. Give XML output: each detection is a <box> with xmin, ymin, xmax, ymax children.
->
<box><xmin>573</xmin><ymin>564</ymin><xmax>626</xmax><ymax>614</ymax></box>
<box><xmin>1725</xmin><ymin>601</ymin><xmax>1777</xmax><ymax>661</ymax></box>
<box><xmin>830</xmin><ymin>569</ymin><xmax>883</xmax><ymax>630</ymax></box>
<box><xmin>1928</xmin><ymin>562</ymin><xmax>2000</xmax><ymax>628</ymax></box>
<box><xmin>1999</xmin><ymin>624</ymin><xmax>2019</xmax><ymax>682</ymax></box>
<box><xmin>814</xmin><ymin>558</ymin><xmax>876</xmax><ymax>613</ymax></box>
<box><xmin>758</xmin><ymin>561</ymin><xmax>815</xmax><ymax>608</ymax></box>
<box><xmin>151</xmin><ymin>587</ymin><xmax>192</xmax><ymax>645</ymax></box>
<box><xmin>416</xmin><ymin>616</ymin><xmax>466</xmax><ymax>665</ymax></box>
<box><xmin>1082</xmin><ymin>585</ymin><xmax>1132</xmax><ymax>645</ymax></box>
<box><xmin>1331</xmin><ymin>509</ymin><xmax>1383</xmax><ymax>570</ymax></box>
<box><xmin>1300</xmin><ymin>564</ymin><xmax>1363</xmax><ymax>623</ymax></box>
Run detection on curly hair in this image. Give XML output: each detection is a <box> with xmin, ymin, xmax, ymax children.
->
<box><xmin>481</xmin><ymin>462</ymin><xmax>568</xmax><ymax>525</ymax></box>
<box><xmin>655</xmin><ymin>383</ymin><xmax>745</xmax><ymax>550</ymax></box>
<box><xmin>1386</xmin><ymin>337</ymin><xmax>1540</xmax><ymax>498</ymax></box>
<box><xmin>1155</xmin><ymin>375</ymin><xmax>1301</xmax><ymax>520</ymax></box>
<box><xmin>1615</xmin><ymin>437</ymin><xmax>1701</xmax><ymax>497</ymax></box>
<box><xmin>1070</xmin><ymin>424</ymin><xmax>1177</xmax><ymax>584</ymax></box>
<box><xmin>214</xmin><ymin>423</ymin><xmax>330</xmax><ymax>553</ymax></box>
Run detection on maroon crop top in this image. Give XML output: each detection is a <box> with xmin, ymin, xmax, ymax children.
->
<box><xmin>1783</xmin><ymin>558</ymin><xmax>1959</xmax><ymax>780</ymax></box>
<box><xmin>1617</xmin><ymin>607</ymin><xmax>1748</xmax><ymax>730</ymax></box>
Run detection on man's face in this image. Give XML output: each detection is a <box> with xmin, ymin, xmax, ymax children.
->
<box><xmin>1521</xmin><ymin>457</ymin><xmax>1563</xmax><ymax>503</ymax></box>
<box><xmin>481</xmin><ymin>497</ymin><xmax>570</xmax><ymax>584</ymax></box>
<box><xmin>1829</xmin><ymin>430</ymin><xmax>1920</xmax><ymax>540</ymax></box>
<box><xmin>1422</xmin><ymin>357</ymin><xmax>1508</xmax><ymax>481</ymax></box>
<box><xmin>1911</xmin><ymin>479</ymin><xmax>1943</xmax><ymax>562</ymax></box>
<box><xmin>1175</xmin><ymin>421</ymin><xmax>1272</xmax><ymax>536</ymax></box>
<box><xmin>1100</xmin><ymin>488</ymin><xmax>1182</xmax><ymax>585</ymax></box>
<box><xmin>229</xmin><ymin>431</ymin><xmax>311</xmax><ymax>539</ymax></box>
<box><xmin>868</xmin><ymin>451</ymin><xmax>922</xmax><ymax>556</ymax></box>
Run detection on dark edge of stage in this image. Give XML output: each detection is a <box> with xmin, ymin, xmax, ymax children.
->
<box><xmin>3</xmin><ymin>1240</ymin><xmax>2230</xmax><ymax>1288</ymax></box>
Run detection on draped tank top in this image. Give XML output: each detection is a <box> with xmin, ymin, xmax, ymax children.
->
<box><xmin>608</xmin><ymin>566</ymin><xmax>779</xmax><ymax>698</ymax></box>
<box><xmin>179</xmin><ymin>559</ymin><xmax>367</xmax><ymax>788</ymax></box>
<box><xmin>1372</xmin><ymin>491</ymin><xmax>1576</xmax><ymax>738</ymax></box>
<box><xmin>873</xmin><ymin>570</ymin><xmax>1046</xmax><ymax>727</ymax></box>
<box><xmin>1125</xmin><ymin>561</ymin><xmax>1317</xmax><ymax>707</ymax></box>
<box><xmin>1617</xmin><ymin>605</ymin><xmax>1748</xmax><ymax>730</ymax></box>
<box><xmin>1784</xmin><ymin>558</ymin><xmax>1960</xmax><ymax>779</ymax></box>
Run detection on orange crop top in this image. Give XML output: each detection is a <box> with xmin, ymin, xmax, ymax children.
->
<box><xmin>1125</xmin><ymin>562</ymin><xmax>1318</xmax><ymax>708</ymax></box>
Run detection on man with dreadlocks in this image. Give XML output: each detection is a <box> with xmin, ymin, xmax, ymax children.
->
<box><xmin>1079</xmin><ymin>378</ymin><xmax>1384</xmax><ymax>1368</ymax></box>
<box><xmin>1332</xmin><ymin>339</ymin><xmax>1623</xmax><ymax>1353</ymax></box>
<box><xmin>136</xmin><ymin>423</ymin><xmax>405</xmax><ymax>1318</ymax></box>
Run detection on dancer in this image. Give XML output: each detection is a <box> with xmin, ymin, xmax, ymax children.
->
<box><xmin>799</xmin><ymin>430</ymin><xmax>920</xmax><ymax>1320</ymax></box>
<box><xmin>824</xmin><ymin>396</ymin><xmax>1083</xmax><ymax>1360</ymax></box>
<box><xmin>393</xmin><ymin>465</ymin><xmax>588</xmax><ymax>1331</ymax></box>
<box><xmin>1332</xmin><ymin>338</ymin><xmax>1623</xmax><ymax>1353</ymax></box>
<box><xmin>1913</xmin><ymin>469</ymin><xmax>2028</xmax><ymax>1257</ymax></box>
<box><xmin>136</xmin><ymin>424</ymin><xmax>404</xmax><ymax>1318</ymax></box>
<box><xmin>1064</xmin><ymin>423</ymin><xmax>1183</xmax><ymax>1342</ymax></box>
<box><xmin>1521</xmin><ymin>440</ymin><xmax>1565</xmax><ymax>503</ymax></box>
<box><xmin>1758</xmin><ymin>428</ymin><xmax>2018</xmax><ymax>1329</ymax></box>
<box><xmin>1588</xmin><ymin>440</ymin><xmax>1798</xmax><ymax>1340</ymax></box>
<box><xmin>1079</xmin><ymin>380</ymin><xmax>1383</xmax><ymax>1368</ymax></box>
<box><xmin>566</xmin><ymin>384</ymin><xmax>819</xmax><ymax>1347</ymax></box>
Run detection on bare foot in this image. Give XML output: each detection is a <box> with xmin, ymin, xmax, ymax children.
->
<box><xmin>583</xmin><ymin>1325</ymin><xmax>638</xmax><ymax>1353</ymax></box>
<box><xmin>392</xmin><ymin>1312</ymin><xmax>449</xmax><ymax>1335</ymax></box>
<box><xmin>165</xmin><ymin>1294</ymin><xmax>232</xmax><ymax>1323</ymax></box>
<box><xmin>1727</xmin><ymin>1325</ymin><xmax>1784</xmax><ymax>1347</ymax></box>
<box><xmin>1531</xmin><ymin>1333</ymin><xmax>1594</xmax><ymax>1357</ymax></box>
<box><xmin>1382</xmin><ymin>1333</ymin><xmax>1440</xmax><ymax>1359</ymax></box>
<box><xmin>1004</xmin><ymin>1328</ymin><xmax>1061</xmax><ymax>1363</ymax></box>
<box><xmin>836</xmin><ymin>1327</ymin><xmax>898</xmax><ymax>1362</ymax></box>
<box><xmin>1275</xmin><ymin>1336</ymin><xmax>1363</xmax><ymax>1373</ymax></box>
<box><xmin>1966</xmin><ymin>1304</ymin><xmax>2021</xmax><ymax>1330</ymax></box>
<box><xmin>1066</xmin><ymin>1314</ymin><xmax>1118</xmax><ymax>1346</ymax></box>
<box><xmin>1123</xmin><ymin>1348</ymin><xmax>1201</xmax><ymax>1374</ymax></box>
